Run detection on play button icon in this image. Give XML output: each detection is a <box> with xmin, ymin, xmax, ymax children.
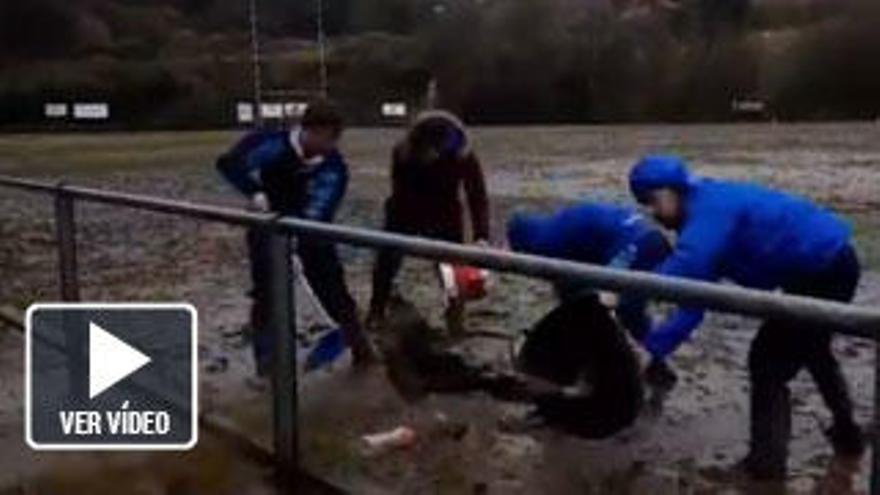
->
<box><xmin>26</xmin><ymin>303</ymin><xmax>197</xmax><ymax>450</ymax></box>
<box><xmin>89</xmin><ymin>322</ymin><xmax>152</xmax><ymax>399</ymax></box>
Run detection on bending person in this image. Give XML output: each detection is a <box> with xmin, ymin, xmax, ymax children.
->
<box><xmin>629</xmin><ymin>155</ymin><xmax>864</xmax><ymax>480</ymax></box>
<box><xmin>506</xmin><ymin>202</ymin><xmax>675</xmax><ymax>386</ymax></box>
<box><xmin>368</xmin><ymin>111</ymin><xmax>490</xmax><ymax>333</ymax></box>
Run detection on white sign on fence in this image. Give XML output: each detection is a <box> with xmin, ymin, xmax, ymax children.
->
<box><xmin>73</xmin><ymin>103</ymin><xmax>110</xmax><ymax>120</ymax></box>
<box><xmin>381</xmin><ymin>102</ymin><xmax>408</xmax><ymax>118</ymax></box>
<box><xmin>731</xmin><ymin>99</ymin><xmax>767</xmax><ymax>114</ymax></box>
<box><xmin>44</xmin><ymin>103</ymin><xmax>68</xmax><ymax>119</ymax></box>
<box><xmin>284</xmin><ymin>102</ymin><xmax>307</xmax><ymax>118</ymax></box>
<box><xmin>236</xmin><ymin>102</ymin><xmax>254</xmax><ymax>123</ymax></box>
<box><xmin>260</xmin><ymin>103</ymin><xmax>284</xmax><ymax>119</ymax></box>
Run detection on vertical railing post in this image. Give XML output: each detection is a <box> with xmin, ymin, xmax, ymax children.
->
<box><xmin>54</xmin><ymin>184</ymin><xmax>87</xmax><ymax>402</ymax></box>
<box><xmin>872</xmin><ymin>341</ymin><xmax>880</xmax><ymax>494</ymax></box>
<box><xmin>54</xmin><ymin>185</ymin><xmax>80</xmax><ymax>302</ymax></box>
<box><xmin>267</xmin><ymin>222</ymin><xmax>298</xmax><ymax>485</ymax></box>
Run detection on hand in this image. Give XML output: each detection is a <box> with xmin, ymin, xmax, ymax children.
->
<box><xmin>249</xmin><ymin>192</ymin><xmax>270</xmax><ymax>212</ymax></box>
<box><xmin>474</xmin><ymin>239</ymin><xmax>490</xmax><ymax>248</ymax></box>
<box><xmin>598</xmin><ymin>291</ymin><xmax>619</xmax><ymax>308</ymax></box>
<box><xmin>644</xmin><ymin>360</ymin><xmax>678</xmax><ymax>391</ymax></box>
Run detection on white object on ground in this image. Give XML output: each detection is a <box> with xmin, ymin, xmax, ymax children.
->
<box><xmin>360</xmin><ymin>426</ymin><xmax>417</xmax><ymax>456</ymax></box>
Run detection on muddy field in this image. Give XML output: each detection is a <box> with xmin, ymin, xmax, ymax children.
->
<box><xmin>0</xmin><ymin>123</ymin><xmax>879</xmax><ymax>494</ymax></box>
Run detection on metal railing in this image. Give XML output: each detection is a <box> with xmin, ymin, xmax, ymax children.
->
<box><xmin>1</xmin><ymin>174</ymin><xmax>879</xmax><ymax>492</ymax></box>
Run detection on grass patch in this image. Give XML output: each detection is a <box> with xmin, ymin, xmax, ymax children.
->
<box><xmin>0</xmin><ymin>131</ymin><xmax>235</xmax><ymax>175</ymax></box>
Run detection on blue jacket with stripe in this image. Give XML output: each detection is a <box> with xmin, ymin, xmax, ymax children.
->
<box><xmin>216</xmin><ymin>130</ymin><xmax>348</xmax><ymax>222</ymax></box>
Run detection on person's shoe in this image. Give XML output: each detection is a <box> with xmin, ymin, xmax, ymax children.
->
<box><xmin>245</xmin><ymin>374</ymin><xmax>270</xmax><ymax>392</ymax></box>
<box><xmin>351</xmin><ymin>338</ymin><xmax>379</xmax><ymax>370</ymax></box>
<box><xmin>702</xmin><ymin>455</ymin><xmax>786</xmax><ymax>487</ymax></box>
<box><xmin>644</xmin><ymin>359</ymin><xmax>678</xmax><ymax>392</ymax></box>
<box><xmin>818</xmin><ymin>453</ymin><xmax>862</xmax><ymax>494</ymax></box>
<box><xmin>735</xmin><ymin>454</ymin><xmax>787</xmax><ymax>482</ymax></box>
<box><xmin>827</xmin><ymin>422</ymin><xmax>866</xmax><ymax>458</ymax></box>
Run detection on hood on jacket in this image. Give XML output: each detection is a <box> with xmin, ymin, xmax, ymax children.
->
<box><xmin>405</xmin><ymin>110</ymin><xmax>470</xmax><ymax>160</ymax></box>
<box><xmin>629</xmin><ymin>155</ymin><xmax>694</xmax><ymax>204</ymax></box>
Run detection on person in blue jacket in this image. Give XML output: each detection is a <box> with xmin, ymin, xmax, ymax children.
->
<box><xmin>629</xmin><ymin>155</ymin><xmax>864</xmax><ymax>480</ymax></box>
<box><xmin>507</xmin><ymin>202</ymin><xmax>676</xmax><ymax>386</ymax></box>
<box><xmin>217</xmin><ymin>100</ymin><xmax>374</xmax><ymax>374</ymax></box>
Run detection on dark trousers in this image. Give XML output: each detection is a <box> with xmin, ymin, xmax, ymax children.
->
<box><xmin>247</xmin><ymin>227</ymin><xmax>364</xmax><ymax>375</ymax></box>
<box><xmin>370</xmin><ymin>201</ymin><xmax>464</xmax><ymax>315</ymax></box>
<box><xmin>747</xmin><ymin>244</ymin><xmax>862</xmax><ymax>472</ymax></box>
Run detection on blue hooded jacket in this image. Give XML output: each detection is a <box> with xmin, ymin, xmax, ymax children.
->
<box><xmin>507</xmin><ymin>203</ymin><xmax>671</xmax><ymax>339</ymax></box>
<box><xmin>508</xmin><ymin>203</ymin><xmax>661</xmax><ymax>267</ymax></box>
<box><xmin>630</xmin><ymin>156</ymin><xmax>852</xmax><ymax>359</ymax></box>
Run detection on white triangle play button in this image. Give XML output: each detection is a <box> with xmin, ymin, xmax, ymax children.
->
<box><xmin>89</xmin><ymin>322</ymin><xmax>152</xmax><ymax>399</ymax></box>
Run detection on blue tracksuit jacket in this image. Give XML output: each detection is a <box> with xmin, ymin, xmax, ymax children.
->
<box><xmin>646</xmin><ymin>178</ymin><xmax>851</xmax><ymax>359</ymax></box>
<box><xmin>216</xmin><ymin>130</ymin><xmax>348</xmax><ymax>221</ymax></box>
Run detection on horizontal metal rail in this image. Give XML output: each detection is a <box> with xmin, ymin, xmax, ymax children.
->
<box><xmin>1</xmin><ymin>174</ymin><xmax>878</xmax><ymax>339</ymax></box>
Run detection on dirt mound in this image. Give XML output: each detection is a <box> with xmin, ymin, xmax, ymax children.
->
<box><xmin>380</xmin><ymin>294</ymin><xmax>644</xmax><ymax>439</ymax></box>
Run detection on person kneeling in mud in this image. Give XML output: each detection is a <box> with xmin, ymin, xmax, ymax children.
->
<box><xmin>367</xmin><ymin>111</ymin><xmax>490</xmax><ymax>334</ymax></box>
<box><xmin>629</xmin><ymin>155</ymin><xmax>865</xmax><ymax>481</ymax></box>
<box><xmin>506</xmin><ymin>202</ymin><xmax>677</xmax><ymax>390</ymax></box>
<box><xmin>216</xmin><ymin>100</ymin><xmax>375</xmax><ymax>377</ymax></box>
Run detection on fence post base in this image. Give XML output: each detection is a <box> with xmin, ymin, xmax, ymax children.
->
<box><xmin>267</xmin><ymin>226</ymin><xmax>298</xmax><ymax>486</ymax></box>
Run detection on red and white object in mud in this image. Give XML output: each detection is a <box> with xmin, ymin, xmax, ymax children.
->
<box><xmin>438</xmin><ymin>263</ymin><xmax>490</xmax><ymax>302</ymax></box>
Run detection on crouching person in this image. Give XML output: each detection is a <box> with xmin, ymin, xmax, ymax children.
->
<box><xmin>506</xmin><ymin>202</ymin><xmax>676</xmax><ymax>388</ymax></box>
<box><xmin>216</xmin><ymin>100</ymin><xmax>375</xmax><ymax>375</ymax></box>
<box><xmin>629</xmin><ymin>155</ymin><xmax>864</xmax><ymax>480</ymax></box>
<box><xmin>367</xmin><ymin>111</ymin><xmax>490</xmax><ymax>333</ymax></box>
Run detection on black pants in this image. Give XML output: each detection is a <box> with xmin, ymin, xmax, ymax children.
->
<box><xmin>370</xmin><ymin>201</ymin><xmax>464</xmax><ymax>315</ymax></box>
<box><xmin>247</xmin><ymin>227</ymin><xmax>363</xmax><ymax>375</ymax></box>
<box><xmin>747</xmin><ymin>244</ymin><xmax>862</xmax><ymax>472</ymax></box>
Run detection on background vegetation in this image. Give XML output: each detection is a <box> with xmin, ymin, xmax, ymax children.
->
<box><xmin>1</xmin><ymin>0</ymin><xmax>879</xmax><ymax>128</ymax></box>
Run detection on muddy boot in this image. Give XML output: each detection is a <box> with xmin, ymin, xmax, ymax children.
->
<box><xmin>350</xmin><ymin>337</ymin><xmax>379</xmax><ymax>370</ymax></box>
<box><xmin>341</xmin><ymin>320</ymin><xmax>379</xmax><ymax>370</ymax></box>
<box><xmin>246</xmin><ymin>360</ymin><xmax>270</xmax><ymax>392</ymax></box>
<box><xmin>827</xmin><ymin>421</ymin><xmax>866</xmax><ymax>459</ymax></box>
<box><xmin>702</xmin><ymin>456</ymin><xmax>787</xmax><ymax>494</ymax></box>
<box><xmin>644</xmin><ymin>359</ymin><xmax>678</xmax><ymax>392</ymax></box>
<box><xmin>818</xmin><ymin>453</ymin><xmax>862</xmax><ymax>494</ymax></box>
<box><xmin>746</xmin><ymin>381</ymin><xmax>791</xmax><ymax>481</ymax></box>
<box><xmin>245</xmin><ymin>375</ymin><xmax>270</xmax><ymax>392</ymax></box>
<box><xmin>735</xmin><ymin>453</ymin><xmax>787</xmax><ymax>482</ymax></box>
